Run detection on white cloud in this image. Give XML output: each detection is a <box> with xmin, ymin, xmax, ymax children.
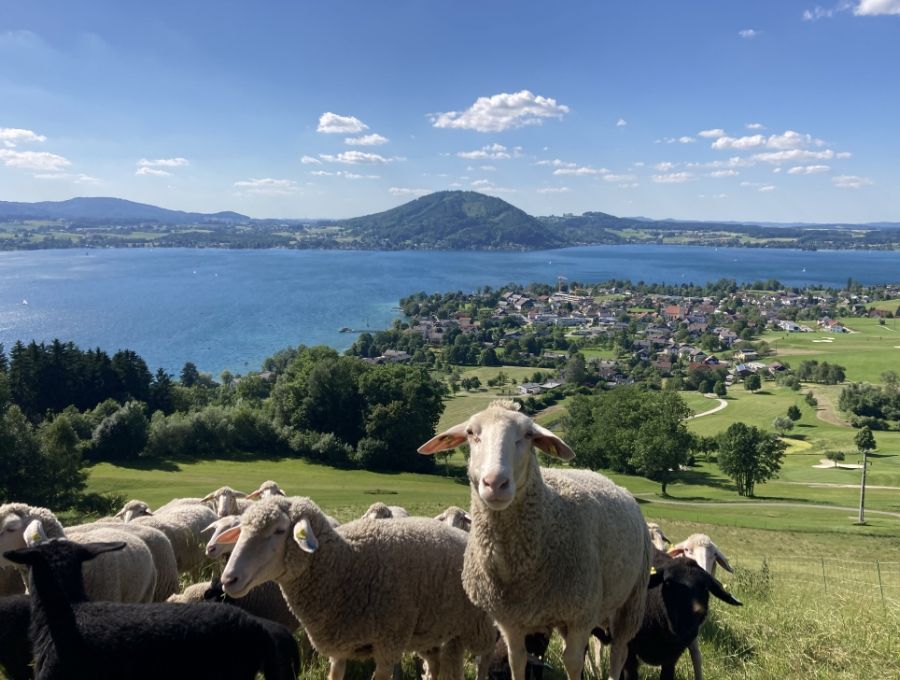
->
<box><xmin>855</xmin><ymin>0</ymin><xmax>900</xmax><ymax>15</ymax></box>
<box><xmin>138</xmin><ymin>157</ymin><xmax>189</xmax><ymax>168</ymax></box>
<box><xmin>535</xmin><ymin>158</ymin><xmax>576</xmax><ymax>168</ymax></box>
<box><xmin>712</xmin><ymin>130</ymin><xmax>824</xmax><ymax>151</ymax></box>
<box><xmin>699</xmin><ymin>193</ymin><xmax>729</xmax><ymax>199</ymax></box>
<box><xmin>602</xmin><ymin>174</ymin><xmax>638</xmax><ymax>183</ymax></box>
<box><xmin>739</xmin><ymin>29</ymin><xmax>760</xmax><ymax>38</ymax></box>
<box><xmin>479</xmin><ymin>165</ymin><xmax>497</xmax><ymax>171</ymax></box>
<box><xmin>319</xmin><ymin>151</ymin><xmax>397</xmax><ymax>164</ymax></box>
<box><xmin>234</xmin><ymin>178</ymin><xmax>300</xmax><ymax>195</ymax></box>
<box><xmin>832</xmin><ymin>174</ymin><xmax>874</xmax><ymax>188</ymax></box>
<box><xmin>0</xmin><ymin>127</ymin><xmax>46</xmax><ymax>147</ymax></box>
<box><xmin>317</xmin><ymin>112</ymin><xmax>369</xmax><ymax>134</ymax></box>
<box><xmin>301</xmin><ymin>155</ymin><xmax>323</xmax><ymax>165</ymax></box>
<box><xmin>803</xmin><ymin>6</ymin><xmax>837</xmax><ymax>20</ymax></box>
<box><xmin>553</xmin><ymin>165</ymin><xmax>608</xmax><ymax>176</ymax></box>
<box><xmin>0</xmin><ymin>149</ymin><xmax>71</xmax><ymax>171</ymax></box>
<box><xmin>678</xmin><ymin>136</ymin><xmax>696</xmax><ymax>144</ymax></box>
<box><xmin>652</xmin><ymin>172</ymin><xmax>693</xmax><ymax>183</ymax></box>
<box><xmin>136</xmin><ymin>167</ymin><xmax>171</xmax><ymax>177</ymax></box>
<box><xmin>470</xmin><ymin>179</ymin><xmax>517</xmax><ymax>194</ymax></box>
<box><xmin>787</xmin><ymin>164</ymin><xmax>831</xmax><ymax>174</ymax></box>
<box><xmin>655</xmin><ymin>161</ymin><xmax>677</xmax><ymax>172</ymax></box>
<box><xmin>746</xmin><ymin>122</ymin><xmax>766</xmax><ymax>130</ymax></box>
<box><xmin>708</xmin><ymin>169</ymin><xmax>740</xmax><ymax>177</ymax></box>
<box><xmin>711</xmin><ymin>134</ymin><xmax>766</xmax><ymax>150</ymax></box>
<box><xmin>618</xmin><ymin>182</ymin><xmax>640</xmax><ymax>189</ymax></box>
<box><xmin>616</xmin><ymin>118</ymin><xmax>628</xmax><ymax>127</ymax></box>
<box><xmin>633</xmin><ymin>161</ymin><xmax>646</xmax><ymax>167</ymax></box>
<box><xmin>698</xmin><ymin>128</ymin><xmax>726</xmax><ymax>138</ymax></box>
<box><xmin>389</xmin><ymin>187</ymin><xmax>431</xmax><ymax>198</ymax></box>
<box><xmin>33</xmin><ymin>172</ymin><xmax>101</xmax><ymax>184</ymax></box>
<box><xmin>344</xmin><ymin>133</ymin><xmax>388</xmax><ymax>146</ymax></box>
<box><xmin>836</xmin><ymin>151</ymin><xmax>853</xmax><ymax>159</ymax></box>
<box><xmin>758</xmin><ymin>185</ymin><xmax>776</xmax><ymax>192</ymax></box>
<box><xmin>310</xmin><ymin>170</ymin><xmax>379</xmax><ymax>179</ymax></box>
<box><xmin>310</xmin><ymin>170</ymin><xmax>335</xmax><ymax>176</ymax></box>
<box><xmin>537</xmin><ymin>186</ymin><xmax>571</xmax><ymax>194</ymax></box>
<box><xmin>752</xmin><ymin>148</ymin><xmax>835</xmax><ymax>164</ymax></box>
<box><xmin>430</xmin><ymin>90</ymin><xmax>569</xmax><ymax>132</ymax></box>
<box><xmin>457</xmin><ymin>143</ymin><xmax>521</xmax><ymax>160</ymax></box>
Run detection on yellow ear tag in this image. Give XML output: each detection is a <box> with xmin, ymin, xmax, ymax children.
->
<box><xmin>30</xmin><ymin>531</ymin><xmax>42</xmax><ymax>544</ymax></box>
<box><xmin>294</xmin><ymin>524</ymin><xmax>307</xmax><ymax>541</ymax></box>
<box><xmin>650</xmin><ymin>566</ymin><xmax>657</xmax><ymax>575</ymax></box>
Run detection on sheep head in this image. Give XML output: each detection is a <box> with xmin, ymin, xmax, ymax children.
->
<box><xmin>647</xmin><ymin>522</ymin><xmax>670</xmax><ymax>551</ymax></box>
<box><xmin>203</xmin><ymin>515</ymin><xmax>242</xmax><ymax>558</ymax></box>
<box><xmin>202</xmin><ymin>487</ymin><xmax>248</xmax><ymax>518</ymax></box>
<box><xmin>219</xmin><ymin>497</ymin><xmax>325</xmax><ymax>598</ymax></box>
<box><xmin>115</xmin><ymin>500</ymin><xmax>153</xmax><ymax>523</ymax></box>
<box><xmin>246</xmin><ymin>480</ymin><xmax>286</xmax><ymax>500</ymax></box>
<box><xmin>669</xmin><ymin>533</ymin><xmax>734</xmax><ymax>575</ymax></box>
<box><xmin>0</xmin><ymin>507</ymin><xmax>28</xmax><ymax>566</ymax></box>
<box><xmin>363</xmin><ymin>502</ymin><xmax>393</xmax><ymax>520</ymax></box>
<box><xmin>434</xmin><ymin>506</ymin><xmax>471</xmax><ymax>532</ymax></box>
<box><xmin>419</xmin><ymin>400</ymin><xmax>574</xmax><ymax>511</ymax></box>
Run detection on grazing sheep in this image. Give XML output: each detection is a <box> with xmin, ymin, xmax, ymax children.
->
<box><xmin>668</xmin><ymin>534</ymin><xmax>734</xmax><ymax>577</ymax></box>
<box><xmin>0</xmin><ymin>595</ymin><xmax>31</xmax><ymax>680</ymax></box>
<box><xmin>202</xmin><ymin>487</ymin><xmax>253</xmax><ymax>517</ymax></box>
<box><xmin>362</xmin><ymin>502</ymin><xmax>410</xmax><ymax>520</ymax></box>
<box><xmin>66</xmin><ymin>521</ymin><xmax>179</xmax><ymax>602</ymax></box>
<box><xmin>118</xmin><ymin>499</ymin><xmax>217</xmax><ymax>575</ymax></box>
<box><xmin>0</xmin><ymin>505</ymin><xmax>156</xmax><ymax>604</ymax></box>
<box><xmin>4</xmin><ymin>538</ymin><xmax>299</xmax><ymax>680</ymax></box>
<box><xmin>647</xmin><ymin>523</ymin><xmax>671</xmax><ymax>552</ymax></box>
<box><xmin>246</xmin><ymin>480</ymin><xmax>287</xmax><ymax>500</ymax></box>
<box><xmin>155</xmin><ymin>497</ymin><xmax>215</xmax><ymax>513</ymax></box>
<box><xmin>434</xmin><ymin>506</ymin><xmax>472</xmax><ymax>532</ymax></box>
<box><xmin>419</xmin><ymin>400</ymin><xmax>653</xmax><ymax>680</ymax></box>
<box><xmin>219</xmin><ymin>496</ymin><xmax>496</xmax><ymax>680</ymax></box>
<box><xmin>618</xmin><ymin>550</ymin><xmax>742</xmax><ymax>680</ymax></box>
<box><xmin>203</xmin><ymin>515</ymin><xmax>242</xmax><ymax>560</ymax></box>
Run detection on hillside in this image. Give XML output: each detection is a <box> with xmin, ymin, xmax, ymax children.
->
<box><xmin>0</xmin><ymin>197</ymin><xmax>249</xmax><ymax>225</ymax></box>
<box><xmin>340</xmin><ymin>190</ymin><xmax>564</xmax><ymax>250</ymax></box>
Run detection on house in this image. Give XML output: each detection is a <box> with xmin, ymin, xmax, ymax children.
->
<box><xmin>733</xmin><ymin>349</ymin><xmax>758</xmax><ymax>362</ymax></box>
<box><xmin>778</xmin><ymin>320</ymin><xmax>802</xmax><ymax>333</ymax></box>
<box><xmin>518</xmin><ymin>382</ymin><xmax>544</xmax><ymax>395</ymax></box>
<box><xmin>381</xmin><ymin>349</ymin><xmax>411</xmax><ymax>363</ymax></box>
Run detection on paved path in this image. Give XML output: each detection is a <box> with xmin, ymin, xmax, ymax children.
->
<box><xmin>634</xmin><ymin>494</ymin><xmax>900</xmax><ymax>520</ymax></box>
<box><xmin>787</xmin><ymin>481</ymin><xmax>900</xmax><ymax>491</ymax></box>
<box><xmin>688</xmin><ymin>396</ymin><xmax>728</xmax><ymax>419</ymax></box>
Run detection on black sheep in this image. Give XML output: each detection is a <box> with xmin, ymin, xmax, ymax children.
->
<box><xmin>620</xmin><ymin>550</ymin><xmax>742</xmax><ymax>680</ymax></box>
<box><xmin>0</xmin><ymin>595</ymin><xmax>32</xmax><ymax>680</ymax></box>
<box><xmin>3</xmin><ymin>538</ymin><xmax>299</xmax><ymax>680</ymax></box>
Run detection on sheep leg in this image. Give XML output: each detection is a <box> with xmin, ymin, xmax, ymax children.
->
<box><xmin>606</xmin><ymin>640</ymin><xmax>629</xmax><ymax>680</ymax></box>
<box><xmin>329</xmin><ymin>657</ymin><xmax>347</xmax><ymax>680</ymax></box>
<box><xmin>688</xmin><ymin>639</ymin><xmax>703</xmax><ymax>680</ymax></box>
<box><xmin>498</xmin><ymin>624</ymin><xmax>529</xmax><ymax>680</ymax></box>
<box><xmin>437</xmin><ymin>638</ymin><xmax>465</xmax><ymax>680</ymax></box>
<box><xmin>420</xmin><ymin>648</ymin><xmax>441</xmax><ymax>680</ymax></box>
<box><xmin>586</xmin><ymin>635</ymin><xmax>604</xmax><ymax>678</ymax></box>
<box><xmin>373</xmin><ymin>656</ymin><xmax>400</xmax><ymax>680</ymax></box>
<box><xmin>561</xmin><ymin>627</ymin><xmax>590</xmax><ymax>680</ymax></box>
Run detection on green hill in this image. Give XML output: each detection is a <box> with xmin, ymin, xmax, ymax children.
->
<box><xmin>340</xmin><ymin>191</ymin><xmax>564</xmax><ymax>250</ymax></box>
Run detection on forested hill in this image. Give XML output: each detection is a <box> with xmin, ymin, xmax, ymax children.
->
<box><xmin>0</xmin><ymin>197</ymin><xmax>249</xmax><ymax>225</ymax></box>
<box><xmin>336</xmin><ymin>190</ymin><xmax>564</xmax><ymax>250</ymax></box>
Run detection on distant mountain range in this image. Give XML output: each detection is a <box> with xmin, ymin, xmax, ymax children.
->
<box><xmin>0</xmin><ymin>197</ymin><xmax>249</xmax><ymax>224</ymax></box>
<box><xmin>2</xmin><ymin>192</ymin><xmax>900</xmax><ymax>251</ymax></box>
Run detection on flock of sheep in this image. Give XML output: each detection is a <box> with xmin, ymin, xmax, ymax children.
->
<box><xmin>0</xmin><ymin>399</ymin><xmax>741</xmax><ymax>680</ymax></box>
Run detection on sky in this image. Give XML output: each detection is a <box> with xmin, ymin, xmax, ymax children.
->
<box><xmin>1</xmin><ymin>0</ymin><xmax>899</xmax><ymax>222</ymax></box>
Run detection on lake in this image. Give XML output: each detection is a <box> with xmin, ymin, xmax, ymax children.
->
<box><xmin>1</xmin><ymin>245</ymin><xmax>898</xmax><ymax>375</ymax></box>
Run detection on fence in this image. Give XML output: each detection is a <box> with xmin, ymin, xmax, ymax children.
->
<box><xmin>732</xmin><ymin>554</ymin><xmax>900</xmax><ymax>614</ymax></box>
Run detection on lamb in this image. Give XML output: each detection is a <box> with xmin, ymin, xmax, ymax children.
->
<box><xmin>66</xmin><ymin>520</ymin><xmax>179</xmax><ymax>602</ymax></box>
<box><xmin>434</xmin><ymin>506</ymin><xmax>471</xmax><ymax>532</ymax></box>
<box><xmin>3</xmin><ymin>538</ymin><xmax>299</xmax><ymax>680</ymax></box>
<box><xmin>617</xmin><ymin>550</ymin><xmax>742</xmax><ymax>680</ymax></box>
<box><xmin>647</xmin><ymin>523</ymin><xmax>671</xmax><ymax>552</ymax></box>
<box><xmin>362</xmin><ymin>502</ymin><xmax>411</xmax><ymax>520</ymax></box>
<box><xmin>0</xmin><ymin>595</ymin><xmax>31</xmax><ymax>680</ymax></box>
<box><xmin>202</xmin><ymin>486</ymin><xmax>253</xmax><ymax>517</ymax></box>
<box><xmin>246</xmin><ymin>480</ymin><xmax>288</xmax><ymax>500</ymax></box>
<box><xmin>117</xmin><ymin>499</ymin><xmax>217</xmax><ymax>575</ymax></box>
<box><xmin>219</xmin><ymin>496</ymin><xmax>496</xmax><ymax>680</ymax></box>
<box><xmin>418</xmin><ymin>400</ymin><xmax>653</xmax><ymax>680</ymax></box>
<box><xmin>0</xmin><ymin>504</ymin><xmax>156</xmax><ymax>603</ymax></box>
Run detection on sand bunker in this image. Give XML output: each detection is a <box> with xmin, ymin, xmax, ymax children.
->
<box><xmin>813</xmin><ymin>458</ymin><xmax>863</xmax><ymax>469</ymax></box>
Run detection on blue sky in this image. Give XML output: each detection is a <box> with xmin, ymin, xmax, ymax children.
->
<box><xmin>1</xmin><ymin>0</ymin><xmax>898</xmax><ymax>222</ymax></box>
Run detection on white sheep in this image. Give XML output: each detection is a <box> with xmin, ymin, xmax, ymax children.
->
<box><xmin>218</xmin><ymin>496</ymin><xmax>496</xmax><ymax>680</ymax></box>
<box><xmin>669</xmin><ymin>533</ymin><xmax>734</xmax><ymax>576</ymax></box>
<box><xmin>0</xmin><ymin>504</ymin><xmax>156</xmax><ymax>603</ymax></box>
<box><xmin>202</xmin><ymin>487</ymin><xmax>253</xmax><ymax>517</ymax></box>
<box><xmin>646</xmin><ymin>522</ymin><xmax>671</xmax><ymax>552</ymax></box>
<box><xmin>117</xmin><ymin>499</ymin><xmax>217</xmax><ymax>575</ymax></box>
<box><xmin>362</xmin><ymin>502</ymin><xmax>411</xmax><ymax>520</ymax></box>
<box><xmin>246</xmin><ymin>480</ymin><xmax>287</xmax><ymax>500</ymax></box>
<box><xmin>434</xmin><ymin>506</ymin><xmax>471</xmax><ymax>532</ymax></box>
<box><xmin>419</xmin><ymin>400</ymin><xmax>653</xmax><ymax>680</ymax></box>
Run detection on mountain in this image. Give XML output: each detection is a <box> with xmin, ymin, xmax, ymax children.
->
<box><xmin>0</xmin><ymin>197</ymin><xmax>249</xmax><ymax>224</ymax></box>
<box><xmin>339</xmin><ymin>190</ymin><xmax>564</xmax><ymax>250</ymax></box>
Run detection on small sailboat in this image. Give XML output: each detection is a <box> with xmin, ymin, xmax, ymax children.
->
<box><xmin>21</xmin><ymin>299</ymin><xmax>28</xmax><ymax>305</ymax></box>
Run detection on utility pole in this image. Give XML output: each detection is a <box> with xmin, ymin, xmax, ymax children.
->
<box><xmin>858</xmin><ymin>451</ymin><xmax>869</xmax><ymax>524</ymax></box>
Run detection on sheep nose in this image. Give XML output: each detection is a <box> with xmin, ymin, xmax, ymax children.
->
<box><xmin>221</xmin><ymin>573</ymin><xmax>238</xmax><ymax>588</ymax></box>
<box><xmin>481</xmin><ymin>473</ymin><xmax>510</xmax><ymax>491</ymax></box>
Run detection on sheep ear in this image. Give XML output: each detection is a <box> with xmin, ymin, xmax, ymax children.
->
<box><xmin>211</xmin><ymin>526</ymin><xmax>242</xmax><ymax>546</ymax></box>
<box><xmin>82</xmin><ymin>542</ymin><xmax>127</xmax><ymax>560</ymax></box>
<box><xmin>293</xmin><ymin>518</ymin><xmax>318</xmax><ymax>553</ymax></box>
<box><xmin>659</xmin><ymin>529</ymin><xmax>671</xmax><ymax>545</ymax></box>
<box><xmin>418</xmin><ymin>423</ymin><xmax>469</xmax><ymax>454</ymax></box>
<box><xmin>530</xmin><ymin>422</ymin><xmax>575</xmax><ymax>461</ymax></box>
<box><xmin>715</xmin><ymin>548</ymin><xmax>735</xmax><ymax>574</ymax></box>
<box><xmin>668</xmin><ymin>546</ymin><xmax>686</xmax><ymax>558</ymax></box>
<box><xmin>114</xmin><ymin>507</ymin><xmax>127</xmax><ymax>519</ymax></box>
<box><xmin>233</xmin><ymin>491</ymin><xmax>247</xmax><ymax>499</ymax></box>
<box><xmin>23</xmin><ymin>520</ymin><xmax>48</xmax><ymax>547</ymax></box>
<box><xmin>246</xmin><ymin>489</ymin><xmax>262</xmax><ymax>500</ymax></box>
<box><xmin>708</xmin><ymin>576</ymin><xmax>742</xmax><ymax>606</ymax></box>
<box><xmin>2</xmin><ymin>547</ymin><xmax>37</xmax><ymax>565</ymax></box>
<box><xmin>201</xmin><ymin>492</ymin><xmax>215</xmax><ymax>502</ymax></box>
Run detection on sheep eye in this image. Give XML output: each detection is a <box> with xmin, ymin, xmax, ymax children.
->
<box><xmin>524</xmin><ymin>432</ymin><xmax>534</xmax><ymax>439</ymax></box>
<box><xmin>274</xmin><ymin>528</ymin><xmax>287</xmax><ymax>536</ymax></box>
<box><xmin>466</xmin><ymin>428</ymin><xmax>474</xmax><ymax>436</ymax></box>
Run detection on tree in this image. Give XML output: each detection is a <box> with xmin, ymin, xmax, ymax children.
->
<box><xmin>805</xmin><ymin>391</ymin><xmax>818</xmax><ymax>407</ymax></box>
<box><xmin>717</xmin><ymin>422</ymin><xmax>786</xmax><ymax>497</ymax></box>
<box><xmin>855</xmin><ymin>426</ymin><xmax>876</xmax><ymax>524</ymax></box>
<box><xmin>564</xmin><ymin>352</ymin><xmax>587</xmax><ymax>385</ymax></box>
<box><xmin>825</xmin><ymin>450</ymin><xmax>845</xmax><ymax>468</ymax></box>
<box><xmin>744</xmin><ymin>373</ymin><xmax>762</xmax><ymax>392</ymax></box>
<box><xmin>771</xmin><ymin>416</ymin><xmax>794</xmax><ymax>435</ymax></box>
<box><xmin>88</xmin><ymin>401</ymin><xmax>149</xmax><ymax>461</ymax></box>
<box><xmin>786</xmin><ymin>404</ymin><xmax>802</xmax><ymax>421</ymax></box>
<box><xmin>460</xmin><ymin>376</ymin><xmax>482</xmax><ymax>392</ymax></box>
<box><xmin>713</xmin><ymin>381</ymin><xmax>727</xmax><ymax>397</ymax></box>
<box><xmin>180</xmin><ymin>362</ymin><xmax>200</xmax><ymax>388</ymax></box>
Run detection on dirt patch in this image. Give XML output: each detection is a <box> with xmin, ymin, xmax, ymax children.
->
<box><xmin>809</xmin><ymin>387</ymin><xmax>850</xmax><ymax>428</ymax></box>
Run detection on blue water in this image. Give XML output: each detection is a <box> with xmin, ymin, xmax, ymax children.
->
<box><xmin>1</xmin><ymin>246</ymin><xmax>898</xmax><ymax>375</ymax></box>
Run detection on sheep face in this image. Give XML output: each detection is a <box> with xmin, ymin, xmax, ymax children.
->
<box><xmin>246</xmin><ymin>481</ymin><xmax>286</xmax><ymax>500</ymax></box>
<box><xmin>0</xmin><ymin>512</ymin><xmax>27</xmax><ymax>567</ymax></box>
<box><xmin>364</xmin><ymin>502</ymin><xmax>393</xmax><ymax>520</ymax></box>
<box><xmin>203</xmin><ymin>515</ymin><xmax>242</xmax><ymax>558</ymax></box>
<box><xmin>419</xmin><ymin>400</ymin><xmax>574</xmax><ymax>511</ymax></box>
<box><xmin>647</xmin><ymin>522</ymin><xmax>670</xmax><ymax>552</ymax></box>
<box><xmin>115</xmin><ymin>500</ymin><xmax>152</xmax><ymax>523</ymax></box>
<box><xmin>219</xmin><ymin>507</ymin><xmax>294</xmax><ymax>598</ymax></box>
<box><xmin>202</xmin><ymin>487</ymin><xmax>247</xmax><ymax>518</ymax></box>
<box><xmin>669</xmin><ymin>534</ymin><xmax>734</xmax><ymax>576</ymax></box>
<box><xmin>434</xmin><ymin>506</ymin><xmax>471</xmax><ymax>532</ymax></box>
